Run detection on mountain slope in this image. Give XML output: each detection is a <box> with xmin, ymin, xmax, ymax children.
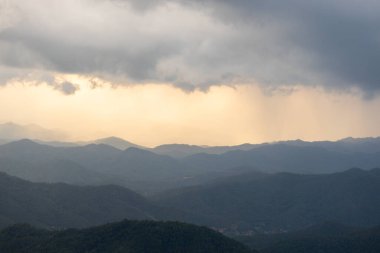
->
<box><xmin>155</xmin><ymin>168</ymin><xmax>380</xmax><ymax>232</ymax></box>
<box><xmin>0</xmin><ymin>220</ymin><xmax>255</xmax><ymax>253</ymax></box>
<box><xmin>0</xmin><ymin>172</ymin><xmax>192</xmax><ymax>230</ymax></box>
<box><xmin>0</xmin><ymin>140</ymin><xmax>126</xmax><ymax>186</ymax></box>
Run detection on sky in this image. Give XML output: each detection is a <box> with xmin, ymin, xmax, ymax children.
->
<box><xmin>0</xmin><ymin>0</ymin><xmax>379</xmax><ymax>146</ymax></box>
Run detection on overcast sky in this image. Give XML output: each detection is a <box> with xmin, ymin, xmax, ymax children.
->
<box><xmin>0</xmin><ymin>0</ymin><xmax>379</xmax><ymax>145</ymax></box>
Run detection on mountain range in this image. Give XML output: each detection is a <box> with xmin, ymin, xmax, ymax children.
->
<box><xmin>2</xmin><ymin>171</ymin><xmax>380</xmax><ymax>252</ymax></box>
<box><xmin>0</xmin><ymin>139</ymin><xmax>198</xmax><ymax>194</ymax></box>
<box><xmin>154</xmin><ymin>168</ymin><xmax>380</xmax><ymax>232</ymax></box>
<box><xmin>2</xmin><ymin>166</ymin><xmax>380</xmax><ymax>234</ymax></box>
<box><xmin>2</xmin><ymin>121</ymin><xmax>380</xmax><ymax>250</ymax></box>
<box><xmin>1</xmin><ymin>136</ymin><xmax>380</xmax><ymax>195</ymax></box>
<box><xmin>4</xmin><ymin>122</ymin><xmax>380</xmax><ymax>156</ymax></box>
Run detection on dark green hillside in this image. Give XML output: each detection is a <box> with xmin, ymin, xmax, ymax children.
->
<box><xmin>0</xmin><ymin>172</ymin><xmax>198</xmax><ymax>230</ymax></box>
<box><xmin>0</xmin><ymin>220</ymin><xmax>255</xmax><ymax>253</ymax></box>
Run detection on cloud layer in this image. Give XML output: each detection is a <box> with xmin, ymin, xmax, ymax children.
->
<box><xmin>0</xmin><ymin>0</ymin><xmax>379</xmax><ymax>95</ymax></box>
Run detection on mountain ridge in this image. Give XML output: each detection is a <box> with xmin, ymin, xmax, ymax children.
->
<box><xmin>0</xmin><ymin>220</ymin><xmax>255</xmax><ymax>253</ymax></box>
<box><xmin>0</xmin><ymin>172</ymin><xmax>199</xmax><ymax>230</ymax></box>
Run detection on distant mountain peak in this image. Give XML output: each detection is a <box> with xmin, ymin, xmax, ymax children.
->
<box><xmin>5</xmin><ymin>139</ymin><xmax>40</xmax><ymax>147</ymax></box>
<box><xmin>339</xmin><ymin>136</ymin><xmax>380</xmax><ymax>143</ymax></box>
<box><xmin>96</xmin><ymin>136</ymin><xmax>128</xmax><ymax>142</ymax></box>
<box><xmin>93</xmin><ymin>136</ymin><xmax>144</xmax><ymax>150</ymax></box>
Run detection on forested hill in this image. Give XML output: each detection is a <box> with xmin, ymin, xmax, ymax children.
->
<box><xmin>0</xmin><ymin>220</ymin><xmax>255</xmax><ymax>253</ymax></box>
<box><xmin>0</xmin><ymin>172</ymin><xmax>199</xmax><ymax>229</ymax></box>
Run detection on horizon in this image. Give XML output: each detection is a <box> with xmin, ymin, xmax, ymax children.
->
<box><xmin>1</xmin><ymin>83</ymin><xmax>380</xmax><ymax>146</ymax></box>
<box><xmin>1</xmin><ymin>121</ymin><xmax>380</xmax><ymax>148</ymax></box>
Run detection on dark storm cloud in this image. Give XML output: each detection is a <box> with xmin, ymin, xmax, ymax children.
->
<box><xmin>173</xmin><ymin>0</ymin><xmax>380</xmax><ymax>93</ymax></box>
<box><xmin>0</xmin><ymin>0</ymin><xmax>379</xmax><ymax>95</ymax></box>
<box><xmin>0</xmin><ymin>18</ymin><xmax>180</xmax><ymax>82</ymax></box>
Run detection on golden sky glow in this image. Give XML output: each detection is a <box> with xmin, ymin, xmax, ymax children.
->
<box><xmin>1</xmin><ymin>0</ymin><xmax>380</xmax><ymax>147</ymax></box>
<box><xmin>0</xmin><ymin>76</ymin><xmax>379</xmax><ymax>147</ymax></box>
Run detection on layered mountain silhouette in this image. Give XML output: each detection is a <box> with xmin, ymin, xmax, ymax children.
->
<box><xmin>182</xmin><ymin>144</ymin><xmax>380</xmax><ymax>174</ymax></box>
<box><xmin>151</xmin><ymin>138</ymin><xmax>380</xmax><ymax>158</ymax></box>
<box><xmin>0</xmin><ymin>140</ymin><xmax>194</xmax><ymax>194</ymax></box>
<box><xmin>2</xmin><ymin>159</ymin><xmax>380</xmax><ymax>252</ymax></box>
<box><xmin>1</xmin><ymin>137</ymin><xmax>380</xmax><ymax>195</ymax></box>
<box><xmin>0</xmin><ymin>123</ymin><xmax>145</xmax><ymax>150</ymax></box>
